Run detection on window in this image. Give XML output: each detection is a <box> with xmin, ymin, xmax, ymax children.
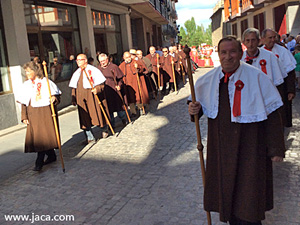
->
<box><xmin>232</xmin><ymin>23</ymin><xmax>238</xmax><ymax>36</ymax></box>
<box><xmin>24</xmin><ymin>0</ymin><xmax>81</xmax><ymax>82</ymax></box>
<box><xmin>241</xmin><ymin>19</ymin><xmax>248</xmax><ymax>35</ymax></box>
<box><xmin>253</xmin><ymin>13</ymin><xmax>265</xmax><ymax>33</ymax></box>
<box><xmin>92</xmin><ymin>10</ymin><xmax>123</xmax><ymax>64</ymax></box>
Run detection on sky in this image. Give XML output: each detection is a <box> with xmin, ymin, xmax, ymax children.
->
<box><xmin>176</xmin><ymin>0</ymin><xmax>219</xmax><ymax>30</ymax></box>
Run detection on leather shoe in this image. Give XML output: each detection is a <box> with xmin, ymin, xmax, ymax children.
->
<box><xmin>122</xmin><ymin>119</ymin><xmax>128</xmax><ymax>125</ymax></box>
<box><xmin>32</xmin><ymin>166</ymin><xmax>43</xmax><ymax>171</ymax></box>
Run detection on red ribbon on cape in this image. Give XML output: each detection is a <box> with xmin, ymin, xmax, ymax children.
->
<box><xmin>233</xmin><ymin>80</ymin><xmax>244</xmax><ymax>117</ymax></box>
<box><xmin>87</xmin><ymin>69</ymin><xmax>94</xmax><ymax>86</ymax></box>
<box><xmin>259</xmin><ymin>59</ymin><xmax>267</xmax><ymax>74</ymax></box>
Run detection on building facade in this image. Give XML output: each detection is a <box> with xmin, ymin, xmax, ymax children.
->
<box><xmin>211</xmin><ymin>0</ymin><xmax>300</xmax><ymax>42</ymax></box>
<box><xmin>0</xmin><ymin>0</ymin><xmax>178</xmax><ymax>130</ymax></box>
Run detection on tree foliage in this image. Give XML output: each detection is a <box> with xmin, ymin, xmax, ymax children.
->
<box><xmin>179</xmin><ymin>17</ymin><xmax>212</xmax><ymax>46</ymax></box>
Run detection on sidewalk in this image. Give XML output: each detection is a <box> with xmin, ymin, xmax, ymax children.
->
<box><xmin>0</xmin><ymin>68</ymin><xmax>299</xmax><ymax>225</ymax></box>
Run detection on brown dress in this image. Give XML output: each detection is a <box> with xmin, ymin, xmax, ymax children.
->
<box><xmin>146</xmin><ymin>53</ymin><xmax>161</xmax><ymax>88</ymax></box>
<box><xmin>72</xmin><ymin>71</ymin><xmax>108</xmax><ymax>130</ymax></box>
<box><xmin>98</xmin><ymin>63</ymin><xmax>125</xmax><ymax>113</ymax></box>
<box><xmin>21</xmin><ymin>102</ymin><xmax>59</xmax><ymax>153</ymax></box>
<box><xmin>203</xmin><ymin>77</ymin><xmax>285</xmax><ymax>223</ymax></box>
<box><xmin>160</xmin><ymin>55</ymin><xmax>174</xmax><ymax>83</ymax></box>
<box><xmin>178</xmin><ymin>50</ymin><xmax>187</xmax><ymax>74</ymax></box>
<box><xmin>119</xmin><ymin>60</ymin><xmax>149</xmax><ymax>105</ymax></box>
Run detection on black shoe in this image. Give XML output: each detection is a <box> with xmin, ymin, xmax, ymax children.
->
<box><xmin>130</xmin><ymin>113</ymin><xmax>137</xmax><ymax>119</ymax></box>
<box><xmin>44</xmin><ymin>157</ymin><xmax>57</xmax><ymax>165</ymax></box>
<box><xmin>122</xmin><ymin>119</ymin><xmax>128</xmax><ymax>125</ymax></box>
<box><xmin>33</xmin><ymin>165</ymin><xmax>43</xmax><ymax>171</ymax></box>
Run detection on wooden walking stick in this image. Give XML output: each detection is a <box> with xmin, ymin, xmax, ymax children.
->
<box><xmin>42</xmin><ymin>61</ymin><xmax>65</xmax><ymax>173</ymax></box>
<box><xmin>156</xmin><ymin>53</ymin><xmax>161</xmax><ymax>98</ymax></box>
<box><xmin>183</xmin><ymin>46</ymin><xmax>212</xmax><ymax>225</ymax></box>
<box><xmin>171</xmin><ymin>57</ymin><xmax>177</xmax><ymax>93</ymax></box>
<box><xmin>111</xmin><ymin>70</ymin><xmax>131</xmax><ymax>123</ymax></box>
<box><xmin>179</xmin><ymin>56</ymin><xmax>186</xmax><ymax>84</ymax></box>
<box><xmin>82</xmin><ymin>69</ymin><xmax>115</xmax><ymax>135</ymax></box>
<box><xmin>134</xmin><ymin>62</ymin><xmax>146</xmax><ymax>115</ymax></box>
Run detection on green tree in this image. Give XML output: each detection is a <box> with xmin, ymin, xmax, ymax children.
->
<box><xmin>179</xmin><ymin>17</ymin><xmax>212</xmax><ymax>46</ymax></box>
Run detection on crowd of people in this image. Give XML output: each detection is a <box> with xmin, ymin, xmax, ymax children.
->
<box><xmin>16</xmin><ymin>27</ymin><xmax>299</xmax><ymax>225</ymax></box>
<box><xmin>17</xmin><ymin>44</ymin><xmax>190</xmax><ymax>171</ymax></box>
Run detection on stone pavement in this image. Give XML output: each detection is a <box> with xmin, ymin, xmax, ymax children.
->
<box><xmin>0</xmin><ymin>68</ymin><xmax>299</xmax><ymax>225</ymax></box>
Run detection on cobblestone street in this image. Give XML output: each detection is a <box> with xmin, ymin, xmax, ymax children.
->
<box><xmin>0</xmin><ymin>68</ymin><xmax>299</xmax><ymax>225</ymax></box>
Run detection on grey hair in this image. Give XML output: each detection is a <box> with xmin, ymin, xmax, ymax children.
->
<box><xmin>242</xmin><ymin>28</ymin><xmax>260</xmax><ymax>41</ymax></box>
<box><xmin>261</xmin><ymin>28</ymin><xmax>275</xmax><ymax>38</ymax></box>
<box><xmin>98</xmin><ymin>53</ymin><xmax>108</xmax><ymax>60</ymax></box>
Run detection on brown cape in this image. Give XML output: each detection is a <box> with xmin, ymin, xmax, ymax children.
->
<box><xmin>72</xmin><ymin>71</ymin><xmax>109</xmax><ymax>129</ymax></box>
<box><xmin>119</xmin><ymin>60</ymin><xmax>149</xmax><ymax>105</ymax></box>
<box><xmin>21</xmin><ymin>100</ymin><xmax>59</xmax><ymax>153</ymax></box>
<box><xmin>98</xmin><ymin>63</ymin><xmax>125</xmax><ymax>113</ymax></box>
<box><xmin>203</xmin><ymin>78</ymin><xmax>285</xmax><ymax>223</ymax></box>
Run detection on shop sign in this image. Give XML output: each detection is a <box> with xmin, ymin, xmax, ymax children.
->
<box><xmin>48</xmin><ymin>0</ymin><xmax>86</xmax><ymax>7</ymax></box>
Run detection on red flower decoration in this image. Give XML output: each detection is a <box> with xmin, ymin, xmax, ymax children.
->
<box><xmin>259</xmin><ymin>59</ymin><xmax>267</xmax><ymax>74</ymax></box>
<box><xmin>235</xmin><ymin>80</ymin><xmax>244</xmax><ymax>91</ymax></box>
<box><xmin>259</xmin><ymin>59</ymin><xmax>266</xmax><ymax>66</ymax></box>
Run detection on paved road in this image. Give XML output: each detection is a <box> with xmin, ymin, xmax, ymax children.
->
<box><xmin>0</xmin><ymin>68</ymin><xmax>299</xmax><ymax>225</ymax></box>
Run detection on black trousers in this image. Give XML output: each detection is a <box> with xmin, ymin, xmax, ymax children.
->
<box><xmin>35</xmin><ymin>149</ymin><xmax>56</xmax><ymax>166</ymax></box>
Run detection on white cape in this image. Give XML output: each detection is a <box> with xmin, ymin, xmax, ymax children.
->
<box><xmin>16</xmin><ymin>77</ymin><xmax>61</xmax><ymax>107</ymax></box>
<box><xmin>242</xmin><ymin>48</ymin><xmax>285</xmax><ymax>86</ymax></box>
<box><xmin>69</xmin><ymin>64</ymin><xmax>106</xmax><ymax>89</ymax></box>
<box><xmin>263</xmin><ymin>44</ymin><xmax>296</xmax><ymax>73</ymax></box>
<box><xmin>192</xmin><ymin>61</ymin><xmax>283</xmax><ymax>123</ymax></box>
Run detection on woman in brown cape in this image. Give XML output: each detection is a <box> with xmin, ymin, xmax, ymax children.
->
<box><xmin>17</xmin><ymin>61</ymin><xmax>61</xmax><ymax>171</ymax></box>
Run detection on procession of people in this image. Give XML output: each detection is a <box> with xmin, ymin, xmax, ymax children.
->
<box><xmin>16</xmin><ymin>27</ymin><xmax>298</xmax><ymax>225</ymax></box>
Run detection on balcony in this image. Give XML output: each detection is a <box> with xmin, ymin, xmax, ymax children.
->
<box><xmin>254</xmin><ymin>0</ymin><xmax>279</xmax><ymax>4</ymax></box>
<box><xmin>241</xmin><ymin>0</ymin><xmax>254</xmax><ymax>13</ymax></box>
<box><xmin>120</xmin><ymin>0</ymin><xmax>169</xmax><ymax>24</ymax></box>
<box><xmin>162</xmin><ymin>24</ymin><xmax>177</xmax><ymax>38</ymax></box>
